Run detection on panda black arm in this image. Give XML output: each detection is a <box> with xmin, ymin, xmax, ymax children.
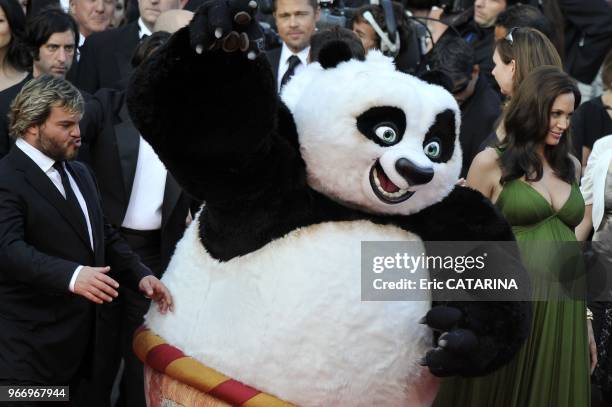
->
<box><xmin>401</xmin><ymin>186</ymin><xmax>532</xmax><ymax>377</ymax></box>
<box><xmin>402</xmin><ymin>186</ymin><xmax>514</xmax><ymax>241</ymax></box>
<box><xmin>126</xmin><ymin>1</ymin><xmax>301</xmax><ymax>205</ymax></box>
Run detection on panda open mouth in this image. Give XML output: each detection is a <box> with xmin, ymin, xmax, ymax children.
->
<box><xmin>369</xmin><ymin>160</ymin><xmax>414</xmax><ymax>204</ymax></box>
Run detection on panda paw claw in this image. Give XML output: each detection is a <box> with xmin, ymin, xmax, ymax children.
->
<box><xmin>420</xmin><ymin>347</ymin><xmax>467</xmax><ymax>377</ymax></box>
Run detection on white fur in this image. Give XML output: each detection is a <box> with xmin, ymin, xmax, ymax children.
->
<box><xmin>281</xmin><ymin>51</ymin><xmax>462</xmax><ymax>216</ymax></box>
<box><xmin>146</xmin><ymin>216</ymin><xmax>438</xmax><ymax>406</ymax></box>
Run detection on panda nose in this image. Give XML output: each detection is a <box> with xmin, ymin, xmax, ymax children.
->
<box><xmin>395</xmin><ymin>158</ymin><xmax>434</xmax><ymax>185</ymax></box>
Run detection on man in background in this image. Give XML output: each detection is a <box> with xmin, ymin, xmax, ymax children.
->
<box><xmin>266</xmin><ymin>0</ymin><xmax>319</xmax><ymax>92</ymax></box>
<box><xmin>76</xmin><ymin>0</ymin><xmax>186</xmax><ymax>93</ymax></box>
<box><xmin>429</xmin><ymin>0</ymin><xmax>518</xmax><ymax>87</ymax></box>
<box><xmin>0</xmin><ymin>7</ymin><xmax>80</xmax><ymax>159</ymax></box>
<box><xmin>70</xmin><ymin>0</ymin><xmax>113</xmax><ymax>39</ymax></box>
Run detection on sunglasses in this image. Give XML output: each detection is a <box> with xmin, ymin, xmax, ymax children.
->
<box><xmin>505</xmin><ymin>26</ymin><xmax>519</xmax><ymax>45</ymax></box>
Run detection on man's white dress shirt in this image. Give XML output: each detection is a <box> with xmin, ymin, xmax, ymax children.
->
<box><xmin>277</xmin><ymin>43</ymin><xmax>310</xmax><ymax>92</ymax></box>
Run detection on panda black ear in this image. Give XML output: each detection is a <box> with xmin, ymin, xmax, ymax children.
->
<box><xmin>318</xmin><ymin>40</ymin><xmax>357</xmax><ymax>69</ymax></box>
<box><xmin>418</xmin><ymin>70</ymin><xmax>454</xmax><ymax>93</ymax></box>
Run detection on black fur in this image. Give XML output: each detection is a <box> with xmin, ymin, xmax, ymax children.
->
<box><xmin>318</xmin><ymin>40</ymin><xmax>356</xmax><ymax>69</ymax></box>
<box><xmin>422</xmin><ymin>109</ymin><xmax>456</xmax><ymax>163</ymax></box>
<box><xmin>356</xmin><ymin>106</ymin><xmax>406</xmax><ymax>147</ymax></box>
<box><xmin>127</xmin><ymin>10</ymin><xmax>531</xmax><ymax>379</ymax></box>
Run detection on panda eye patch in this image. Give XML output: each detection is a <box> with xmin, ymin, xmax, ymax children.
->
<box><xmin>424</xmin><ymin>139</ymin><xmax>441</xmax><ymax>159</ymax></box>
<box><xmin>356</xmin><ymin>106</ymin><xmax>406</xmax><ymax>147</ymax></box>
<box><xmin>423</xmin><ymin>109</ymin><xmax>456</xmax><ymax>163</ymax></box>
<box><xmin>375</xmin><ymin>125</ymin><xmax>398</xmax><ymax>144</ymax></box>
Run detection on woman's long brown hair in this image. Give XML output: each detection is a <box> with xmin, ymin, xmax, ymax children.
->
<box><xmin>499</xmin><ymin>66</ymin><xmax>580</xmax><ymax>185</ymax></box>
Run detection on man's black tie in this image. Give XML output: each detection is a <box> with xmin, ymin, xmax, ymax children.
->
<box><xmin>280</xmin><ymin>55</ymin><xmax>301</xmax><ymax>89</ymax></box>
<box><xmin>53</xmin><ymin>161</ymin><xmax>88</xmax><ymax>231</ymax></box>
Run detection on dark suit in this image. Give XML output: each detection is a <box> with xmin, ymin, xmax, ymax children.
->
<box><xmin>184</xmin><ymin>0</ymin><xmax>205</xmax><ymax>10</ymax></box>
<box><xmin>66</xmin><ymin>56</ymin><xmax>80</xmax><ymax>86</ymax></box>
<box><xmin>80</xmin><ymin>87</ymin><xmax>189</xmax><ymax>268</ymax></box>
<box><xmin>0</xmin><ymin>147</ymin><xmax>151</xmax><ymax>386</ymax></box>
<box><xmin>79</xmin><ymin>87</ymin><xmax>190</xmax><ymax>406</ymax></box>
<box><xmin>76</xmin><ymin>22</ymin><xmax>140</xmax><ymax>94</ymax></box>
<box><xmin>265</xmin><ymin>47</ymin><xmax>281</xmax><ymax>87</ymax></box>
<box><xmin>560</xmin><ymin>0</ymin><xmax>612</xmax><ymax>84</ymax></box>
<box><xmin>458</xmin><ymin>74</ymin><xmax>501</xmax><ymax>177</ymax></box>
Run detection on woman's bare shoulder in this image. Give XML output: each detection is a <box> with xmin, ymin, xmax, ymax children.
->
<box><xmin>466</xmin><ymin>148</ymin><xmax>503</xmax><ymax>201</ymax></box>
<box><xmin>472</xmin><ymin>147</ymin><xmax>501</xmax><ymax>169</ymax></box>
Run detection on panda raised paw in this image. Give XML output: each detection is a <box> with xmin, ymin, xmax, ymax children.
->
<box><xmin>190</xmin><ymin>0</ymin><xmax>264</xmax><ymax>58</ymax></box>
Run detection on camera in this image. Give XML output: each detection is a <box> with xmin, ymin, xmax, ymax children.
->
<box><xmin>318</xmin><ymin>0</ymin><xmax>357</xmax><ymax>29</ymax></box>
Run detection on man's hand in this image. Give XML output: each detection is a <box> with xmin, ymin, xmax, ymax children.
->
<box><xmin>74</xmin><ymin>266</ymin><xmax>119</xmax><ymax>304</ymax></box>
<box><xmin>138</xmin><ymin>276</ymin><xmax>174</xmax><ymax>314</ymax></box>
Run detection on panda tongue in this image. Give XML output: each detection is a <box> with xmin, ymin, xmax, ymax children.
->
<box><xmin>378</xmin><ymin>168</ymin><xmax>400</xmax><ymax>193</ymax></box>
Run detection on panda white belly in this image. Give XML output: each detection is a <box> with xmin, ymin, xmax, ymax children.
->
<box><xmin>145</xmin><ymin>216</ymin><xmax>438</xmax><ymax>407</ymax></box>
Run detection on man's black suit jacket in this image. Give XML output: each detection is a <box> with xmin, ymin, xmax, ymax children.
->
<box><xmin>458</xmin><ymin>74</ymin><xmax>501</xmax><ymax>177</ymax></box>
<box><xmin>265</xmin><ymin>47</ymin><xmax>281</xmax><ymax>90</ymax></box>
<box><xmin>76</xmin><ymin>22</ymin><xmax>140</xmax><ymax>94</ymax></box>
<box><xmin>80</xmin><ymin>88</ymin><xmax>191</xmax><ymax>270</ymax></box>
<box><xmin>560</xmin><ymin>0</ymin><xmax>612</xmax><ymax>84</ymax></box>
<box><xmin>0</xmin><ymin>147</ymin><xmax>151</xmax><ymax>384</ymax></box>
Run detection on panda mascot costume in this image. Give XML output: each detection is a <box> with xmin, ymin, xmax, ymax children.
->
<box><xmin>127</xmin><ymin>1</ymin><xmax>530</xmax><ymax>405</ymax></box>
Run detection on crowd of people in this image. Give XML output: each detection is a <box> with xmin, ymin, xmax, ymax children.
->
<box><xmin>0</xmin><ymin>0</ymin><xmax>610</xmax><ymax>405</ymax></box>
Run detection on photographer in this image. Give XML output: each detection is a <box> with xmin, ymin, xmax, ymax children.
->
<box><xmin>427</xmin><ymin>0</ymin><xmax>519</xmax><ymax>88</ymax></box>
<box><xmin>351</xmin><ymin>2</ymin><xmax>420</xmax><ymax>73</ymax></box>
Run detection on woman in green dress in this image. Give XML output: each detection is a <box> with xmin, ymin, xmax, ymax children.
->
<box><xmin>433</xmin><ymin>66</ymin><xmax>595</xmax><ymax>407</ymax></box>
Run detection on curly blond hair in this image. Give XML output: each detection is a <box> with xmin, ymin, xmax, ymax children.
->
<box><xmin>9</xmin><ymin>75</ymin><xmax>84</xmax><ymax>139</ymax></box>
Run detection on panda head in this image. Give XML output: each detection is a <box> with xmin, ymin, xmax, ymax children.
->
<box><xmin>281</xmin><ymin>50</ymin><xmax>462</xmax><ymax>216</ymax></box>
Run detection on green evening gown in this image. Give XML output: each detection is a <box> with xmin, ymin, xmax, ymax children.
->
<box><xmin>433</xmin><ymin>179</ymin><xmax>590</xmax><ymax>407</ymax></box>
